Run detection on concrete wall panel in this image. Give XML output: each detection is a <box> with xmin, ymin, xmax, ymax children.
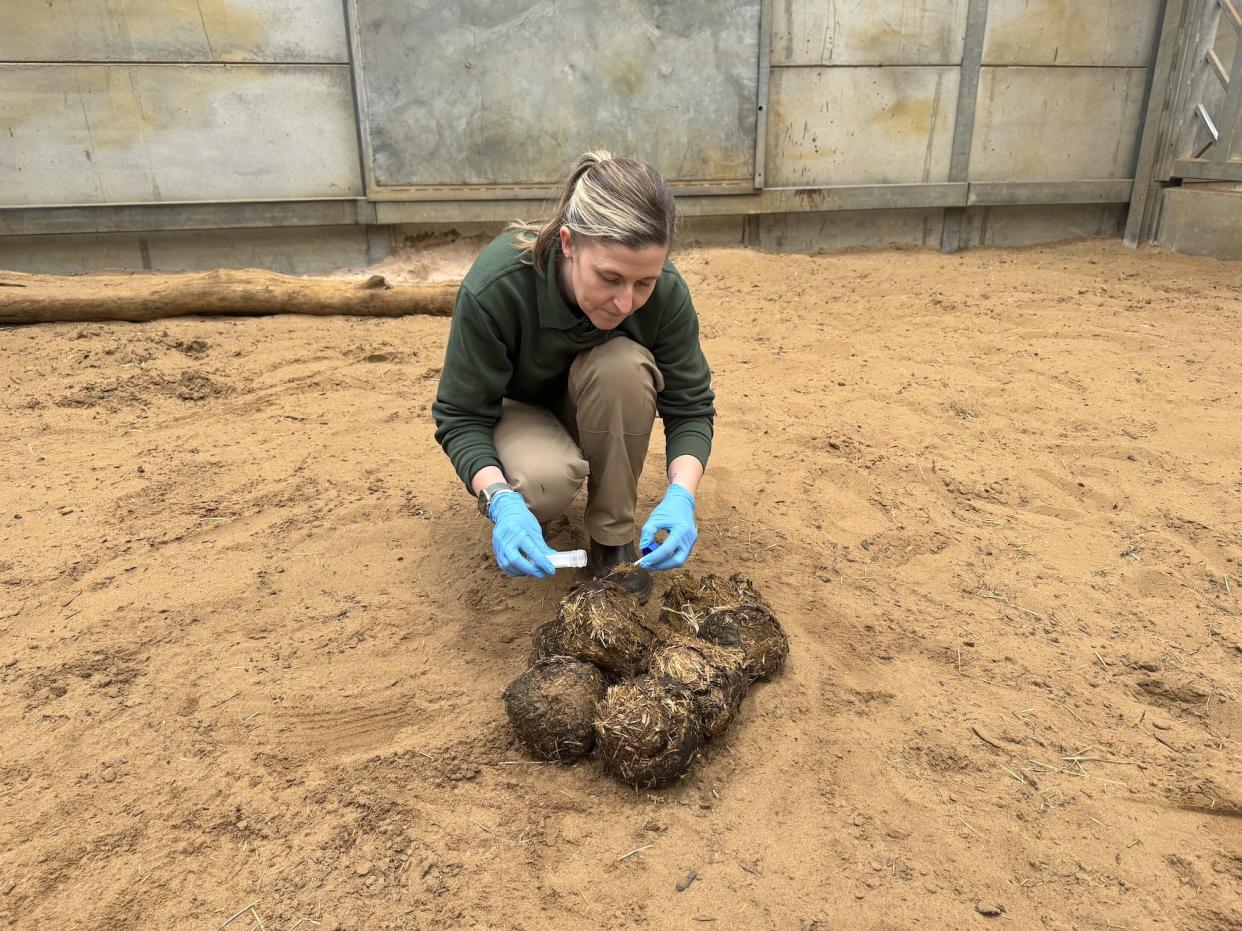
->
<box><xmin>766</xmin><ymin>66</ymin><xmax>960</xmax><ymax>186</ymax></box>
<box><xmin>757</xmin><ymin>208</ymin><xmax>946</xmax><ymax>252</ymax></box>
<box><xmin>983</xmin><ymin>0</ymin><xmax>1163</xmax><ymax>67</ymax></box>
<box><xmin>0</xmin><ymin>226</ymin><xmax>372</xmax><ymax>275</ymax></box>
<box><xmin>771</xmin><ymin>0</ymin><xmax>969</xmax><ymax>65</ymax></box>
<box><xmin>679</xmin><ymin>216</ymin><xmax>748</xmax><ymax>246</ymax></box>
<box><xmin>1</xmin><ymin>0</ymin><xmax>349</xmax><ymax>63</ymax></box>
<box><xmin>1157</xmin><ymin>188</ymin><xmax>1242</xmax><ymax>261</ymax></box>
<box><xmin>969</xmin><ymin>67</ymin><xmax>1148</xmax><ymax>183</ymax></box>
<box><xmin>962</xmin><ymin>204</ymin><xmax>1126</xmax><ymax>247</ymax></box>
<box><xmin>0</xmin><ymin>64</ymin><xmax>363</xmax><ymax>207</ymax></box>
<box><xmin>356</xmin><ymin>0</ymin><xmax>760</xmax><ymax>189</ymax></box>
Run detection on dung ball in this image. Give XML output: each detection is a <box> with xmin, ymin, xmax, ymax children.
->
<box><xmin>595</xmin><ymin>676</ymin><xmax>704</xmax><ymax>788</ymax></box>
<box><xmin>711</xmin><ymin>604</ymin><xmax>788</xmax><ymax>680</ymax></box>
<box><xmin>503</xmin><ymin>657</ymin><xmax>606</xmax><ymax>762</ymax></box>
<box><xmin>648</xmin><ymin>637</ymin><xmax>748</xmax><ymax>738</ymax></box>
<box><xmin>661</xmin><ymin>573</ymin><xmax>766</xmax><ymax>629</ymax></box>
<box><xmin>660</xmin><ymin>573</ymin><xmax>788</xmax><ymax>680</ymax></box>
<box><xmin>528</xmin><ymin>619</ymin><xmax>569</xmax><ymax>664</ymax></box>
<box><xmin>557</xmin><ymin>579</ymin><xmax>655</xmax><ymax>678</ymax></box>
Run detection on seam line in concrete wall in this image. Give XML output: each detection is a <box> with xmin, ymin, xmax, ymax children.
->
<box><xmin>1126</xmin><ymin>0</ymin><xmax>1182</xmax><ymax>245</ymax></box>
<box><xmin>339</xmin><ymin>0</ymin><xmax>371</xmax><ymax>203</ymax></box>
<box><xmin>767</xmin><ymin>63</ymin><xmax>1150</xmax><ymax>70</ymax></box>
<box><xmin>1</xmin><ymin>59</ymin><xmax>350</xmax><ymax>66</ymax></box>
<box><xmin>754</xmin><ymin>0</ymin><xmax>773</xmax><ymax>188</ymax></box>
<box><xmin>0</xmin><ymin>197</ymin><xmax>367</xmax><ymax>214</ymax></box>
<box><xmin>6</xmin><ymin>224</ymin><xmax>365</xmax><ymax>240</ymax></box>
<box><xmin>0</xmin><ymin>200</ymin><xmax>373</xmax><ymax>237</ymax></box>
<box><xmin>343</xmin><ymin>0</ymin><xmax>377</xmax><ymax>196</ymax></box>
<box><xmin>941</xmin><ymin>0</ymin><xmax>990</xmax><ymax>253</ymax></box>
<box><xmin>0</xmin><ymin>179</ymin><xmax>1145</xmax><ymax>237</ymax></box>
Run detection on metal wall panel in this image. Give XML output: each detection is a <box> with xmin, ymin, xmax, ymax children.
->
<box><xmin>962</xmin><ymin>204</ymin><xmax>1126</xmax><ymax>246</ymax></box>
<box><xmin>0</xmin><ymin>65</ymin><xmax>364</xmax><ymax>207</ymax></box>
<box><xmin>1</xmin><ymin>0</ymin><xmax>349</xmax><ymax>63</ymax></box>
<box><xmin>758</xmin><ymin>208</ymin><xmax>947</xmax><ymax>252</ymax></box>
<box><xmin>679</xmin><ymin>216</ymin><xmax>748</xmax><ymax>246</ymax></box>
<box><xmin>982</xmin><ymin>0</ymin><xmax>1163</xmax><ymax>67</ymax></box>
<box><xmin>1218</xmin><ymin>14</ymin><xmax>1239</xmax><ymax>68</ymax></box>
<box><xmin>969</xmin><ymin>67</ymin><xmax>1149</xmax><ymax>182</ymax></box>
<box><xmin>1157</xmin><ymin>188</ymin><xmax>1242</xmax><ymax>261</ymax></box>
<box><xmin>771</xmin><ymin>0</ymin><xmax>969</xmax><ymax>65</ymax></box>
<box><xmin>352</xmin><ymin>0</ymin><xmax>761</xmax><ymax>190</ymax></box>
<box><xmin>765</xmin><ymin>67</ymin><xmax>960</xmax><ymax>186</ymax></box>
<box><xmin>0</xmin><ymin>227</ymin><xmax>372</xmax><ymax>275</ymax></box>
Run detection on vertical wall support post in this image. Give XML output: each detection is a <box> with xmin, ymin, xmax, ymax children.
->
<box><xmin>753</xmin><ymin>0</ymin><xmax>773</xmax><ymax>191</ymax></box>
<box><xmin>940</xmin><ymin>0</ymin><xmax>990</xmax><ymax>254</ymax></box>
<box><xmin>342</xmin><ymin>0</ymin><xmax>378</xmax><ymax>198</ymax></box>
<box><xmin>1126</xmin><ymin>0</ymin><xmax>1194</xmax><ymax>245</ymax></box>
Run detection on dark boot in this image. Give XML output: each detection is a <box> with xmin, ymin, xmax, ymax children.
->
<box><xmin>589</xmin><ymin>539</ymin><xmax>652</xmax><ymax>604</ymax></box>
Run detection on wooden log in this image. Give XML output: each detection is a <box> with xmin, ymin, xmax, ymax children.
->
<box><xmin>0</xmin><ymin>268</ymin><xmax>458</xmax><ymax>325</ymax></box>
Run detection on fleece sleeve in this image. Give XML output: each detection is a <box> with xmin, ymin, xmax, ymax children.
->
<box><xmin>650</xmin><ymin>291</ymin><xmax>716</xmax><ymax>469</ymax></box>
<box><xmin>431</xmin><ymin>287</ymin><xmax>514</xmax><ymax>490</ymax></box>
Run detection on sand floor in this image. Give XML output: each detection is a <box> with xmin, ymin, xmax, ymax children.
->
<box><xmin>1</xmin><ymin>239</ymin><xmax>1240</xmax><ymax>930</ymax></box>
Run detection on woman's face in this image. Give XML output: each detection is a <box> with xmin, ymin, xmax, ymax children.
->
<box><xmin>558</xmin><ymin>227</ymin><xmax>668</xmax><ymax>331</ymax></box>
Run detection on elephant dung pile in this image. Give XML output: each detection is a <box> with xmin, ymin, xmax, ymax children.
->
<box><xmin>503</xmin><ymin>573</ymin><xmax>788</xmax><ymax>788</ymax></box>
<box><xmin>502</xmin><ymin>657</ymin><xmax>606</xmax><ymax>762</ymax></box>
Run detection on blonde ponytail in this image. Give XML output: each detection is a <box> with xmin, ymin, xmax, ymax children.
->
<box><xmin>509</xmin><ymin>151</ymin><xmax>676</xmax><ymax>275</ymax></box>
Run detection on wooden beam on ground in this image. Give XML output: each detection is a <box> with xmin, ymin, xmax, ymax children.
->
<box><xmin>0</xmin><ymin>269</ymin><xmax>457</xmax><ymax>325</ymax></box>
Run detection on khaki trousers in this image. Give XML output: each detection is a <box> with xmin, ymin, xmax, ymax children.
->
<box><xmin>494</xmin><ymin>337</ymin><xmax>663</xmax><ymax>546</ymax></box>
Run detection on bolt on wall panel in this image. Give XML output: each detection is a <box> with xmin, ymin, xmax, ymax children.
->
<box><xmin>1</xmin><ymin>0</ymin><xmax>349</xmax><ymax>63</ymax></box>
<box><xmin>982</xmin><ymin>0</ymin><xmax>1163</xmax><ymax>67</ymax></box>
<box><xmin>969</xmin><ymin>67</ymin><xmax>1149</xmax><ymax>183</ymax></box>
<box><xmin>0</xmin><ymin>64</ymin><xmax>364</xmax><ymax>207</ymax></box>
<box><xmin>771</xmin><ymin>0</ymin><xmax>970</xmax><ymax>66</ymax></box>
<box><xmin>353</xmin><ymin>0</ymin><xmax>761</xmax><ymax>189</ymax></box>
<box><xmin>765</xmin><ymin>66</ymin><xmax>960</xmax><ymax>187</ymax></box>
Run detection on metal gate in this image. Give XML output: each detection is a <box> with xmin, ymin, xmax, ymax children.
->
<box><xmin>1126</xmin><ymin>0</ymin><xmax>1242</xmax><ymax>242</ymax></box>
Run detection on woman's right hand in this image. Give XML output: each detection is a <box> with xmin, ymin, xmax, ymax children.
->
<box><xmin>488</xmin><ymin>492</ymin><xmax>556</xmax><ymax>578</ymax></box>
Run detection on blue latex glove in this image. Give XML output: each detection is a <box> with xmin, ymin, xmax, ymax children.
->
<box><xmin>636</xmin><ymin>484</ymin><xmax>698</xmax><ymax>572</ymax></box>
<box><xmin>488</xmin><ymin>492</ymin><xmax>556</xmax><ymax>578</ymax></box>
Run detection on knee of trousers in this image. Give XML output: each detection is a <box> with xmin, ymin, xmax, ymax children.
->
<box><xmin>505</xmin><ymin>457</ymin><xmax>588</xmax><ymax>523</ymax></box>
<box><xmin>571</xmin><ymin>337</ymin><xmax>662</xmax><ymax>411</ymax></box>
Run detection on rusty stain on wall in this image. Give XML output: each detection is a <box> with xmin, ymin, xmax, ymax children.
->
<box><xmin>0</xmin><ymin>63</ymin><xmax>362</xmax><ymax>206</ymax></box>
<box><xmin>0</xmin><ymin>0</ymin><xmax>345</xmax><ymax>63</ymax></box>
<box><xmin>772</xmin><ymin>0</ymin><xmax>969</xmax><ymax>66</ymax></box>
<box><xmin>604</xmin><ymin>59</ymin><xmax>648</xmax><ymax>99</ymax></box>
<box><xmin>877</xmin><ymin>97</ymin><xmax>935</xmax><ymax>137</ymax></box>
<box><xmin>765</xmin><ymin>66</ymin><xmax>959</xmax><ymax>186</ymax></box>
<box><xmin>969</xmin><ymin>66</ymin><xmax>1149</xmax><ymax>182</ymax></box>
<box><xmin>982</xmin><ymin>0</ymin><xmax>1161</xmax><ymax>67</ymax></box>
<box><xmin>187</xmin><ymin>0</ymin><xmax>267</xmax><ymax>62</ymax></box>
<box><xmin>2</xmin><ymin>64</ymin><xmax>252</xmax><ymax>149</ymax></box>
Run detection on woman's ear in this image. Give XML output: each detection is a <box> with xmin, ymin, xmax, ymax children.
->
<box><xmin>559</xmin><ymin>225</ymin><xmax>574</xmax><ymax>261</ymax></box>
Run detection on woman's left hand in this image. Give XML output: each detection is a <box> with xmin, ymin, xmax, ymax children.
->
<box><xmin>636</xmin><ymin>484</ymin><xmax>697</xmax><ymax>571</ymax></box>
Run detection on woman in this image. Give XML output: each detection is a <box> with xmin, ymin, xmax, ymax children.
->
<box><xmin>432</xmin><ymin>151</ymin><xmax>715</xmax><ymax>603</ymax></box>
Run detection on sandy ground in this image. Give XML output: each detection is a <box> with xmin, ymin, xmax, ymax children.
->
<box><xmin>1</xmin><ymin>239</ymin><xmax>1240</xmax><ymax>931</ymax></box>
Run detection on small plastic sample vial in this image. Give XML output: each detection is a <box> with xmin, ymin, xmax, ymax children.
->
<box><xmin>548</xmin><ymin>549</ymin><xmax>589</xmax><ymax>569</ymax></box>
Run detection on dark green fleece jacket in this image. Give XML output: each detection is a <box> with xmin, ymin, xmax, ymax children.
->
<box><xmin>432</xmin><ymin>232</ymin><xmax>715</xmax><ymax>489</ymax></box>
